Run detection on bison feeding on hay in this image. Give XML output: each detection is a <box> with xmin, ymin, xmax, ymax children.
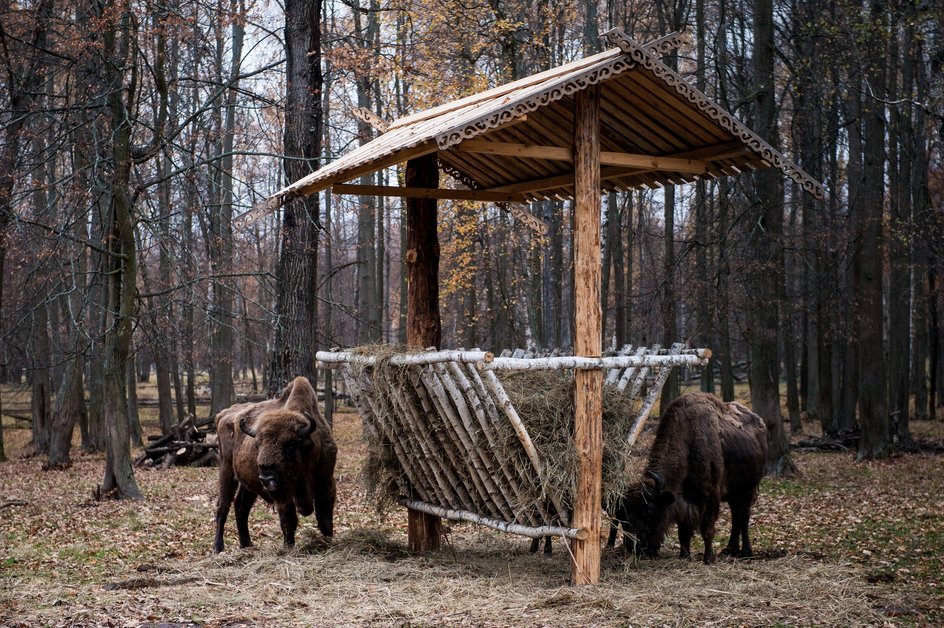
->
<box><xmin>612</xmin><ymin>392</ymin><xmax>768</xmax><ymax>564</ymax></box>
<box><xmin>213</xmin><ymin>376</ymin><xmax>337</xmax><ymax>553</ymax></box>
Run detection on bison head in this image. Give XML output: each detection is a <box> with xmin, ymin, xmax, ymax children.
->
<box><xmin>615</xmin><ymin>470</ymin><xmax>675</xmax><ymax>558</ymax></box>
<box><xmin>240</xmin><ymin>410</ymin><xmax>318</xmax><ymax>498</ymax></box>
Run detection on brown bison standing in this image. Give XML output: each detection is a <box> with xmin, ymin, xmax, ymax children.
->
<box><xmin>612</xmin><ymin>392</ymin><xmax>768</xmax><ymax>563</ymax></box>
<box><xmin>213</xmin><ymin>376</ymin><xmax>337</xmax><ymax>553</ymax></box>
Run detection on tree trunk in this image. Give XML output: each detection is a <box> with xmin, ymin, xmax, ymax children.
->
<box><xmin>887</xmin><ymin>15</ymin><xmax>910</xmax><ymax>437</ymax></box>
<box><xmin>99</xmin><ymin>0</ymin><xmax>143</xmax><ymax>499</ymax></box>
<box><xmin>856</xmin><ymin>1</ymin><xmax>889</xmax><ymax>460</ymax></box>
<box><xmin>750</xmin><ymin>0</ymin><xmax>793</xmax><ymax>475</ymax></box>
<box><xmin>208</xmin><ymin>0</ymin><xmax>244</xmax><ymax>416</ymax></box>
<box><xmin>269</xmin><ymin>0</ymin><xmax>322</xmax><ymax>394</ymax></box>
<box><xmin>126</xmin><ymin>356</ymin><xmax>143</xmax><ymax>447</ymax></box>
<box><xmin>47</xmin><ymin>357</ymin><xmax>87</xmax><ymax>467</ymax></box>
<box><xmin>405</xmin><ymin>151</ymin><xmax>442</xmax><ymax>551</ymax></box>
<box><xmin>909</xmin><ymin>34</ymin><xmax>932</xmax><ymax>425</ymax></box>
<box><xmin>0</xmin><ymin>240</ymin><xmax>7</xmax><ymax>461</ymax></box>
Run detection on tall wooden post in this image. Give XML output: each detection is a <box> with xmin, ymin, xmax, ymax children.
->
<box><xmin>571</xmin><ymin>85</ymin><xmax>602</xmax><ymax>584</ymax></box>
<box><xmin>404</xmin><ymin>151</ymin><xmax>442</xmax><ymax>550</ymax></box>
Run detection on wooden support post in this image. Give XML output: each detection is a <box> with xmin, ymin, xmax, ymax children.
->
<box><xmin>404</xmin><ymin>151</ymin><xmax>442</xmax><ymax>551</ymax></box>
<box><xmin>571</xmin><ymin>85</ymin><xmax>603</xmax><ymax>585</ymax></box>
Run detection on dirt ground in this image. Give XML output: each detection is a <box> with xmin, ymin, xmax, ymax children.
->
<box><xmin>1</xmin><ymin>386</ymin><xmax>942</xmax><ymax>627</ymax></box>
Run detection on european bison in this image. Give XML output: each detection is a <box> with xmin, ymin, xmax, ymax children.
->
<box><xmin>612</xmin><ymin>392</ymin><xmax>768</xmax><ymax>563</ymax></box>
<box><xmin>213</xmin><ymin>376</ymin><xmax>337</xmax><ymax>553</ymax></box>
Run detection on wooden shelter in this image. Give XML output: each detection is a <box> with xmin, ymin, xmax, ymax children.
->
<box><xmin>242</xmin><ymin>27</ymin><xmax>823</xmax><ymax>585</ymax></box>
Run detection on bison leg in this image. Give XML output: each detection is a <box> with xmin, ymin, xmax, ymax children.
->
<box><xmin>734</xmin><ymin>500</ymin><xmax>754</xmax><ymax>557</ymax></box>
<box><xmin>607</xmin><ymin>519</ymin><xmax>619</xmax><ymax>548</ymax></box>
<box><xmin>528</xmin><ymin>536</ymin><xmax>552</xmax><ymax>555</ymax></box>
<box><xmin>313</xmin><ymin>461</ymin><xmax>337</xmax><ymax>538</ymax></box>
<box><xmin>677</xmin><ymin>521</ymin><xmax>694</xmax><ymax>559</ymax></box>
<box><xmin>722</xmin><ymin>501</ymin><xmax>742</xmax><ymax>556</ymax></box>
<box><xmin>234</xmin><ymin>486</ymin><xmax>257</xmax><ymax>548</ymax></box>
<box><xmin>721</xmin><ymin>499</ymin><xmax>753</xmax><ymax>558</ymax></box>
<box><xmin>700</xmin><ymin>499</ymin><xmax>720</xmax><ymax>564</ymax></box>
<box><xmin>278</xmin><ymin>503</ymin><xmax>299</xmax><ymax>547</ymax></box>
<box><xmin>213</xmin><ymin>465</ymin><xmax>239</xmax><ymax>553</ymax></box>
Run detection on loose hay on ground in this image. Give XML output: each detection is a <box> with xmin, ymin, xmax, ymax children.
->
<box><xmin>5</xmin><ymin>528</ymin><xmax>887</xmax><ymax>627</ymax></box>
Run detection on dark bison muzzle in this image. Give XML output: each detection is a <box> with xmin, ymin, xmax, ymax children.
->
<box><xmin>213</xmin><ymin>377</ymin><xmax>337</xmax><ymax>553</ymax></box>
<box><xmin>612</xmin><ymin>392</ymin><xmax>768</xmax><ymax>564</ymax></box>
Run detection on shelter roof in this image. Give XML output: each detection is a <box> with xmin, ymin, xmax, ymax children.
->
<box><xmin>241</xmin><ymin>28</ymin><xmax>823</xmax><ymax>226</ymax></box>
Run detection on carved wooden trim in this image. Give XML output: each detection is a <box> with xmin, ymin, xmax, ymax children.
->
<box><xmin>644</xmin><ymin>31</ymin><xmax>688</xmax><ymax>56</ymax></box>
<box><xmin>435</xmin><ymin>55</ymin><xmax>638</xmax><ymax>150</ymax></box>
<box><xmin>438</xmin><ymin>160</ymin><xmax>550</xmax><ymax>235</ymax></box>
<box><xmin>352</xmin><ymin>107</ymin><xmax>390</xmax><ymax>133</ymax></box>
<box><xmin>602</xmin><ymin>27</ymin><xmax>825</xmax><ymax>199</ymax></box>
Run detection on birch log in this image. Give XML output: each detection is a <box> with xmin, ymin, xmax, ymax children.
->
<box><xmin>485</xmin><ymin>352</ymin><xmax>706</xmax><ymax>371</ymax></box>
<box><xmin>398</xmin><ymin>498</ymin><xmax>588</xmax><ymax>541</ymax></box>
<box><xmin>317</xmin><ymin>349</ymin><xmax>493</xmax><ymax>368</ymax></box>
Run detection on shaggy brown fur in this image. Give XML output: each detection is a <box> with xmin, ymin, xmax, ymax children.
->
<box><xmin>213</xmin><ymin>377</ymin><xmax>337</xmax><ymax>553</ymax></box>
<box><xmin>612</xmin><ymin>392</ymin><xmax>768</xmax><ymax>564</ymax></box>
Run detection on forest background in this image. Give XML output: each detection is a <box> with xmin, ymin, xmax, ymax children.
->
<box><xmin>0</xmin><ymin>0</ymin><xmax>942</xmax><ymax>495</ymax></box>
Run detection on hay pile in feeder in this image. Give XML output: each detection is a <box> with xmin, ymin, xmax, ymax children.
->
<box><xmin>350</xmin><ymin>345</ymin><xmax>643</xmax><ymax>525</ymax></box>
<box><xmin>497</xmin><ymin>370</ymin><xmax>640</xmax><ymax>513</ymax></box>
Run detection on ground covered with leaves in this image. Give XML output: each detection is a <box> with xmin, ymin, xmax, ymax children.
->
<box><xmin>1</xmin><ymin>392</ymin><xmax>943</xmax><ymax>626</ymax></box>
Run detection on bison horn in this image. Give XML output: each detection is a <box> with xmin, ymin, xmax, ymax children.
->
<box><xmin>298</xmin><ymin>411</ymin><xmax>317</xmax><ymax>438</ymax></box>
<box><xmin>645</xmin><ymin>469</ymin><xmax>665</xmax><ymax>493</ymax></box>
<box><xmin>239</xmin><ymin>415</ymin><xmax>257</xmax><ymax>438</ymax></box>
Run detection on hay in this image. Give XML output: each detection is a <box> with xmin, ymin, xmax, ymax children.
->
<box><xmin>10</xmin><ymin>530</ymin><xmax>890</xmax><ymax>627</ymax></box>
<box><xmin>351</xmin><ymin>347</ymin><xmax>641</xmax><ymax>527</ymax></box>
<box><xmin>495</xmin><ymin>370</ymin><xmax>639</xmax><ymax>513</ymax></box>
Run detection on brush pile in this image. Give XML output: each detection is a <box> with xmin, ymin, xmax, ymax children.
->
<box><xmin>134</xmin><ymin>416</ymin><xmax>219</xmax><ymax>469</ymax></box>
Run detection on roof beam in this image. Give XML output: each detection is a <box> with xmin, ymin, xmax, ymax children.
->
<box><xmin>454</xmin><ymin>140</ymin><xmax>707</xmax><ymax>174</ymax></box>
<box><xmin>331</xmin><ymin>183</ymin><xmax>529</xmax><ymax>203</ymax></box>
<box><xmin>489</xmin><ymin>166</ymin><xmax>654</xmax><ymax>195</ymax></box>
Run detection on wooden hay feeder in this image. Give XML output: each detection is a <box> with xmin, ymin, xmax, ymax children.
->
<box><xmin>317</xmin><ymin>344</ymin><xmax>709</xmax><ymax>543</ymax></box>
<box><xmin>246</xmin><ymin>26</ymin><xmax>822</xmax><ymax>583</ymax></box>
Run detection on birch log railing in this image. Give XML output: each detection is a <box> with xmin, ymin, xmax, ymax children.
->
<box><xmin>316</xmin><ymin>344</ymin><xmax>710</xmax><ymax>542</ymax></box>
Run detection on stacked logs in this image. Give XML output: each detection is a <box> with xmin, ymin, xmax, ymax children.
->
<box><xmin>134</xmin><ymin>417</ymin><xmax>219</xmax><ymax>468</ymax></box>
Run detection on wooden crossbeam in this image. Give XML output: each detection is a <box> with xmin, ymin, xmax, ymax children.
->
<box><xmin>454</xmin><ymin>140</ymin><xmax>707</xmax><ymax>174</ymax></box>
<box><xmin>331</xmin><ymin>183</ymin><xmax>529</xmax><ymax>203</ymax></box>
<box><xmin>489</xmin><ymin>166</ymin><xmax>657</xmax><ymax>195</ymax></box>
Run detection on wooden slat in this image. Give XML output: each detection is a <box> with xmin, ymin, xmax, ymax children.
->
<box><xmin>610</xmin><ymin>73</ymin><xmax>725</xmax><ymax>146</ymax></box>
<box><xmin>597</xmin><ymin>87</ymin><xmax>677</xmax><ymax>154</ymax></box>
<box><xmin>602</xmin><ymin>81</ymin><xmax>695</xmax><ymax>152</ymax></box>
<box><xmin>624</xmin><ymin>69</ymin><xmax>733</xmax><ymax>143</ymax></box>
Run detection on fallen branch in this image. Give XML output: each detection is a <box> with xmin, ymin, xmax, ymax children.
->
<box><xmin>0</xmin><ymin>499</ymin><xmax>27</xmax><ymax>510</ymax></box>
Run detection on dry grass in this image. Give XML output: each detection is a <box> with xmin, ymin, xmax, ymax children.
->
<box><xmin>1</xmin><ymin>382</ymin><xmax>943</xmax><ymax>626</ymax></box>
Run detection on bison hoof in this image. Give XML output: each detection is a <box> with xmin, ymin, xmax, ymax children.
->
<box><xmin>703</xmin><ymin>552</ymin><xmax>717</xmax><ymax>565</ymax></box>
